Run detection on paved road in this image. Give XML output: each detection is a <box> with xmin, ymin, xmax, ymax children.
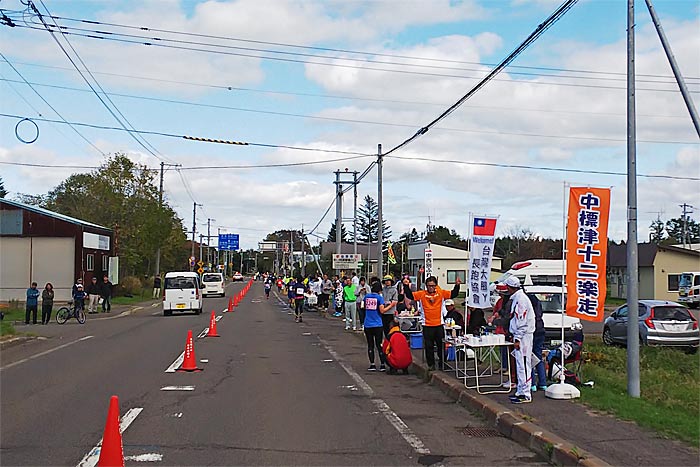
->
<box><xmin>0</xmin><ymin>282</ymin><xmax>544</xmax><ymax>466</ymax></box>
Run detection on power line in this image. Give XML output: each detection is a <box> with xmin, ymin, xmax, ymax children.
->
<box><xmin>8</xmin><ymin>21</ymin><xmax>699</xmax><ymax>94</ymax></box>
<box><xmin>18</xmin><ymin>10</ymin><xmax>700</xmax><ymax>83</ymax></box>
<box><xmin>383</xmin><ymin>0</ymin><xmax>581</xmax><ymax>157</ymax></box>
<box><xmin>0</xmin><ymin>53</ymin><xmax>105</xmax><ymax>155</ymax></box>
<box><xmin>1</xmin><ymin>62</ymin><xmax>691</xmax><ymax>118</ymax></box>
<box><xmin>0</xmin><ymin>112</ymin><xmax>376</xmax><ymax>157</ymax></box>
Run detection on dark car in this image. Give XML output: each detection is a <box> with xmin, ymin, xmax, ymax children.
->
<box><xmin>603</xmin><ymin>300</ymin><xmax>699</xmax><ymax>353</ymax></box>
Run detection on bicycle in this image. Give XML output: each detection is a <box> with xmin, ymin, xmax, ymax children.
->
<box><xmin>56</xmin><ymin>301</ymin><xmax>86</xmax><ymax>324</ymax></box>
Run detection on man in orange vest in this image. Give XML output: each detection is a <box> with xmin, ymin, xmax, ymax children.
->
<box><xmin>402</xmin><ymin>276</ymin><xmax>461</xmax><ymax>371</ymax></box>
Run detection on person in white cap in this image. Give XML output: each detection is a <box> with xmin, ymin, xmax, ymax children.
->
<box><xmin>504</xmin><ymin>275</ymin><xmax>535</xmax><ymax>404</ymax></box>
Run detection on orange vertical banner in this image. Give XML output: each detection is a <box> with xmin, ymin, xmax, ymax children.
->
<box><xmin>565</xmin><ymin>187</ymin><xmax>611</xmax><ymax>322</ymax></box>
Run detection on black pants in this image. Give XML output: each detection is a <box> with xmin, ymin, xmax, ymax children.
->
<box><xmin>25</xmin><ymin>304</ymin><xmax>38</xmax><ymax>324</ymax></box>
<box><xmin>423</xmin><ymin>325</ymin><xmax>445</xmax><ymax>369</ymax></box>
<box><xmin>364</xmin><ymin>327</ymin><xmax>386</xmax><ymax>365</ymax></box>
<box><xmin>294</xmin><ymin>298</ymin><xmax>304</xmax><ymax>317</ymax></box>
<box><xmin>381</xmin><ymin>314</ymin><xmax>395</xmax><ymax>339</ymax></box>
<box><xmin>102</xmin><ymin>296</ymin><xmax>111</xmax><ymax>312</ymax></box>
<box><xmin>319</xmin><ymin>293</ymin><xmax>329</xmax><ymax>309</ymax></box>
<box><xmin>358</xmin><ymin>305</ymin><xmax>366</xmax><ymax>328</ymax></box>
<box><xmin>41</xmin><ymin>303</ymin><xmax>52</xmax><ymax>324</ymax></box>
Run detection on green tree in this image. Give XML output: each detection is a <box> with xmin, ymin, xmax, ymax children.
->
<box><xmin>426</xmin><ymin>225</ymin><xmax>465</xmax><ymax>248</ymax></box>
<box><xmin>356</xmin><ymin>195</ymin><xmax>392</xmax><ymax>244</ymax></box>
<box><xmin>41</xmin><ymin>153</ymin><xmax>186</xmax><ymax>276</ymax></box>
<box><xmin>665</xmin><ymin>216</ymin><xmax>700</xmax><ymax>245</ymax></box>
<box><xmin>649</xmin><ymin>218</ymin><xmax>666</xmax><ymax>244</ymax></box>
<box><xmin>399</xmin><ymin>228</ymin><xmax>421</xmax><ymax>243</ymax></box>
<box><xmin>326</xmin><ymin>222</ymin><xmax>348</xmax><ymax>242</ymax></box>
<box><xmin>0</xmin><ymin>176</ymin><xmax>7</xmax><ymax>198</ymax></box>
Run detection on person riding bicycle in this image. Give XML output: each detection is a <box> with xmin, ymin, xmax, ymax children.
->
<box><xmin>73</xmin><ymin>284</ymin><xmax>87</xmax><ymax>313</ymax></box>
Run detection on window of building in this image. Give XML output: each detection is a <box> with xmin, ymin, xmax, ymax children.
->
<box><xmin>667</xmin><ymin>274</ymin><xmax>680</xmax><ymax>292</ymax></box>
<box><xmin>102</xmin><ymin>255</ymin><xmax>109</xmax><ymax>272</ymax></box>
<box><xmin>87</xmin><ymin>254</ymin><xmax>94</xmax><ymax>271</ymax></box>
<box><xmin>447</xmin><ymin>270</ymin><xmax>466</xmax><ymax>284</ymax></box>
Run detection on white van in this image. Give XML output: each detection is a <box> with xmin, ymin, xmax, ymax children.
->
<box><xmin>163</xmin><ymin>271</ymin><xmax>203</xmax><ymax>316</ymax></box>
<box><xmin>201</xmin><ymin>272</ymin><xmax>225</xmax><ymax>297</ymax></box>
<box><xmin>678</xmin><ymin>272</ymin><xmax>700</xmax><ymax>309</ymax></box>
<box><xmin>496</xmin><ymin>259</ymin><xmax>565</xmax><ymax>287</ymax></box>
<box><xmin>525</xmin><ymin>285</ymin><xmax>581</xmax><ymax>345</ymax></box>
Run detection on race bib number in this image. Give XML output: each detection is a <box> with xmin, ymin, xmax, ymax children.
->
<box><xmin>365</xmin><ymin>297</ymin><xmax>378</xmax><ymax>311</ymax></box>
<box><xmin>296</xmin><ymin>287</ymin><xmax>305</xmax><ymax>295</ymax></box>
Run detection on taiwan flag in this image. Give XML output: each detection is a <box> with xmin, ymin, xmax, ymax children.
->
<box><xmin>473</xmin><ymin>217</ymin><xmax>497</xmax><ymax>236</ymax></box>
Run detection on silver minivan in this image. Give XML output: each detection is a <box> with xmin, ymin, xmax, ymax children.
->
<box><xmin>163</xmin><ymin>271</ymin><xmax>204</xmax><ymax>316</ymax></box>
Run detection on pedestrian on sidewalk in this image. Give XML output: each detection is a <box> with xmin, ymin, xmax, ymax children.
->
<box><xmin>25</xmin><ymin>282</ymin><xmax>40</xmax><ymax>325</ymax></box>
<box><xmin>380</xmin><ymin>275</ymin><xmax>399</xmax><ymax>338</ymax></box>
<box><xmin>320</xmin><ymin>274</ymin><xmax>333</xmax><ymax>310</ymax></box>
<box><xmin>505</xmin><ymin>276</ymin><xmax>535</xmax><ymax>404</ymax></box>
<box><xmin>73</xmin><ymin>284</ymin><xmax>86</xmax><ymax>314</ymax></box>
<box><xmin>527</xmin><ymin>289</ymin><xmax>547</xmax><ymax>392</ymax></box>
<box><xmin>101</xmin><ymin>275</ymin><xmax>113</xmax><ymax>312</ymax></box>
<box><xmin>403</xmin><ymin>276</ymin><xmax>461</xmax><ymax>371</ymax></box>
<box><xmin>363</xmin><ymin>281</ymin><xmax>387</xmax><ymax>371</ymax></box>
<box><xmin>355</xmin><ymin>276</ymin><xmax>371</xmax><ymax>331</ymax></box>
<box><xmin>41</xmin><ymin>282</ymin><xmax>54</xmax><ymax>324</ymax></box>
<box><xmin>86</xmin><ymin>276</ymin><xmax>101</xmax><ymax>314</ymax></box>
<box><xmin>343</xmin><ymin>276</ymin><xmax>358</xmax><ymax>331</ymax></box>
<box><xmin>152</xmin><ymin>275</ymin><xmax>162</xmax><ymax>299</ymax></box>
<box><xmin>333</xmin><ymin>276</ymin><xmax>344</xmax><ymax>317</ymax></box>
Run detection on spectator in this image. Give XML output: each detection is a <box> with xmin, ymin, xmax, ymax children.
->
<box><xmin>355</xmin><ymin>277</ymin><xmax>371</xmax><ymax>331</ymax></box>
<box><xmin>71</xmin><ymin>277</ymin><xmax>83</xmax><ymax>297</ymax></box>
<box><xmin>86</xmin><ymin>276</ymin><xmax>101</xmax><ymax>314</ymax></box>
<box><xmin>351</xmin><ymin>271</ymin><xmax>360</xmax><ymax>288</ymax></box>
<box><xmin>343</xmin><ymin>276</ymin><xmax>359</xmax><ymax>331</ymax></box>
<box><xmin>25</xmin><ymin>282</ymin><xmax>40</xmax><ymax>325</ymax></box>
<box><xmin>527</xmin><ymin>290</ymin><xmax>546</xmax><ymax>392</ymax></box>
<box><xmin>73</xmin><ymin>283</ymin><xmax>87</xmax><ymax>313</ymax></box>
<box><xmin>153</xmin><ymin>275</ymin><xmax>162</xmax><ymax>299</ymax></box>
<box><xmin>333</xmin><ymin>277</ymin><xmax>344</xmax><ymax>317</ymax></box>
<box><xmin>363</xmin><ymin>281</ymin><xmax>387</xmax><ymax>371</ymax></box>
<box><xmin>320</xmin><ymin>274</ymin><xmax>333</xmax><ymax>311</ymax></box>
<box><xmin>101</xmin><ymin>276</ymin><xmax>113</xmax><ymax>313</ymax></box>
<box><xmin>380</xmin><ymin>275</ymin><xmax>399</xmax><ymax>338</ymax></box>
<box><xmin>403</xmin><ymin>275</ymin><xmax>461</xmax><ymax>371</ymax></box>
<box><xmin>443</xmin><ymin>299</ymin><xmax>464</xmax><ymax>330</ymax></box>
<box><xmin>505</xmin><ymin>276</ymin><xmax>535</xmax><ymax>404</ymax></box>
<box><xmin>382</xmin><ymin>318</ymin><xmax>412</xmax><ymax>374</ymax></box>
<box><xmin>489</xmin><ymin>283</ymin><xmax>512</xmax><ymax>377</ymax></box>
<box><xmin>41</xmin><ymin>282</ymin><xmax>54</xmax><ymax>324</ymax></box>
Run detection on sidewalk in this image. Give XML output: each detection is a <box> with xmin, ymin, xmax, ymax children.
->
<box><xmin>319</xmin><ymin>309</ymin><xmax>698</xmax><ymax>466</ymax></box>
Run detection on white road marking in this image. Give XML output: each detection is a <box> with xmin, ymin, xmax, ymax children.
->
<box><xmin>302</xmin><ymin>332</ymin><xmax>312</xmax><ymax>336</ymax></box>
<box><xmin>322</xmin><ymin>359</ymin><xmax>334</xmax><ymax>362</ymax></box>
<box><xmin>319</xmin><ymin>338</ymin><xmax>431</xmax><ymax>455</ymax></box>
<box><xmin>77</xmin><ymin>407</ymin><xmax>143</xmax><ymax>467</ymax></box>
<box><xmin>169</xmin><ymin>413</ymin><xmax>183</xmax><ymax>418</ymax></box>
<box><xmin>165</xmin><ymin>352</ymin><xmax>184</xmax><ymax>373</ymax></box>
<box><xmin>0</xmin><ymin>336</ymin><xmax>94</xmax><ymax>371</ymax></box>
<box><xmin>151</xmin><ymin>311</ymin><xmax>160</xmax><ymax>316</ymax></box>
<box><xmin>124</xmin><ymin>453</ymin><xmax>162</xmax><ymax>462</ymax></box>
<box><xmin>160</xmin><ymin>385</ymin><xmax>195</xmax><ymax>391</ymax></box>
<box><xmin>200</xmin><ymin>359</ymin><xmax>209</xmax><ymax>363</ymax></box>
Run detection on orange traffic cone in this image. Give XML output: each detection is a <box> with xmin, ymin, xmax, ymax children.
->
<box><xmin>206</xmin><ymin>311</ymin><xmax>220</xmax><ymax>337</ymax></box>
<box><xmin>177</xmin><ymin>330</ymin><xmax>202</xmax><ymax>372</ymax></box>
<box><xmin>227</xmin><ymin>297</ymin><xmax>233</xmax><ymax>312</ymax></box>
<box><xmin>97</xmin><ymin>395</ymin><xmax>124</xmax><ymax>467</ymax></box>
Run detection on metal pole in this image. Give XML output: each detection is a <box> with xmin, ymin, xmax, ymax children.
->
<box><xmin>626</xmin><ymin>0</ymin><xmax>641</xmax><ymax>398</ymax></box>
<box><xmin>199</xmin><ymin>234</ymin><xmax>204</xmax><ymax>271</ymax></box>
<box><xmin>335</xmin><ymin>170</ymin><xmax>343</xmax><ymax>276</ymax></box>
<box><xmin>644</xmin><ymin>0</ymin><xmax>700</xmax><ymax>138</ymax></box>
<box><xmin>191</xmin><ymin>202</ymin><xmax>198</xmax><ymax>271</ymax></box>
<box><xmin>377</xmin><ymin>143</ymin><xmax>384</xmax><ymax>278</ymax></box>
<box><xmin>155</xmin><ymin>161</ymin><xmax>164</xmax><ymax>277</ymax></box>
<box><xmin>301</xmin><ymin>226</ymin><xmax>306</xmax><ymax>277</ymax></box>
<box><xmin>207</xmin><ymin>218</ymin><xmax>213</xmax><ymax>269</ymax></box>
<box><xmin>353</xmin><ymin>171</ymin><xmax>358</xmax><ymax>260</ymax></box>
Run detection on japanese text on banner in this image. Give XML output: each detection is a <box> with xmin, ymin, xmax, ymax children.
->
<box><xmin>565</xmin><ymin>187</ymin><xmax>610</xmax><ymax>322</ymax></box>
<box><xmin>468</xmin><ymin>217</ymin><xmax>497</xmax><ymax>309</ymax></box>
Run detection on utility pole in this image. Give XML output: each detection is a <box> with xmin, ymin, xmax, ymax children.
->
<box><xmin>353</xmin><ymin>171</ymin><xmax>358</xmax><ymax>258</ymax></box>
<box><xmin>199</xmin><ymin>233</ymin><xmax>204</xmax><ymax>269</ymax></box>
<box><xmin>377</xmin><ymin>143</ymin><xmax>384</xmax><ymax>279</ymax></box>
<box><xmin>191</xmin><ymin>202</ymin><xmax>202</xmax><ymax>271</ymax></box>
<box><xmin>680</xmin><ymin>203</ymin><xmax>694</xmax><ymax>248</ymax></box>
<box><xmin>644</xmin><ymin>0</ymin><xmax>700</xmax><ymax>138</ymax></box>
<box><xmin>301</xmin><ymin>225</ymin><xmax>306</xmax><ymax>277</ymax></box>
<box><xmin>207</xmin><ymin>218</ymin><xmax>215</xmax><ymax>269</ymax></box>
<box><xmin>626</xmin><ymin>0</ymin><xmax>640</xmax><ymax>399</ymax></box>
<box><xmin>334</xmin><ymin>170</ymin><xmax>343</xmax><ymax>276</ymax></box>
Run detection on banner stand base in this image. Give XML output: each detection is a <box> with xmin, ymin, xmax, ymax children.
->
<box><xmin>545</xmin><ymin>382</ymin><xmax>580</xmax><ymax>400</ymax></box>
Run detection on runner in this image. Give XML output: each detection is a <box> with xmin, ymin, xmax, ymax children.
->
<box><xmin>293</xmin><ymin>277</ymin><xmax>307</xmax><ymax>323</ymax></box>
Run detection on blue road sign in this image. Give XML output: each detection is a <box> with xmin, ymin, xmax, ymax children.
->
<box><xmin>218</xmin><ymin>233</ymin><xmax>240</xmax><ymax>251</ymax></box>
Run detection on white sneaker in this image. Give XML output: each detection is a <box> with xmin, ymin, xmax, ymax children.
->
<box><xmin>502</xmin><ymin>380</ymin><xmax>517</xmax><ymax>389</ymax></box>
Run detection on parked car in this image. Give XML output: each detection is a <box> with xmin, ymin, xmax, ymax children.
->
<box><xmin>678</xmin><ymin>271</ymin><xmax>700</xmax><ymax>309</ymax></box>
<box><xmin>232</xmin><ymin>272</ymin><xmax>243</xmax><ymax>282</ymax></box>
<box><xmin>162</xmin><ymin>271</ymin><xmax>203</xmax><ymax>316</ymax></box>
<box><xmin>603</xmin><ymin>300</ymin><xmax>699</xmax><ymax>353</ymax></box>
<box><xmin>201</xmin><ymin>272</ymin><xmax>225</xmax><ymax>297</ymax></box>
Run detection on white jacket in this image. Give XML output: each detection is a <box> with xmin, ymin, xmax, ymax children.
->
<box><xmin>509</xmin><ymin>289</ymin><xmax>535</xmax><ymax>341</ymax></box>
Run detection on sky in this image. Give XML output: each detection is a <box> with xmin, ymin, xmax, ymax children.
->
<box><xmin>1</xmin><ymin>0</ymin><xmax>698</xmax><ymax>251</ymax></box>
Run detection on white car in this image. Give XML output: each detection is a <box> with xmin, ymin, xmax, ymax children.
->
<box><xmin>201</xmin><ymin>272</ymin><xmax>225</xmax><ymax>297</ymax></box>
<box><xmin>232</xmin><ymin>272</ymin><xmax>243</xmax><ymax>282</ymax></box>
<box><xmin>162</xmin><ymin>271</ymin><xmax>203</xmax><ymax>316</ymax></box>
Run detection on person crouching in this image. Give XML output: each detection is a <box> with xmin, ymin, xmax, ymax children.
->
<box><xmin>382</xmin><ymin>319</ymin><xmax>413</xmax><ymax>374</ymax></box>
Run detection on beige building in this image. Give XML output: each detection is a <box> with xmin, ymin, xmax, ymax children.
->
<box><xmin>608</xmin><ymin>243</ymin><xmax>700</xmax><ymax>301</ymax></box>
<box><xmin>407</xmin><ymin>240</ymin><xmax>503</xmax><ymax>286</ymax></box>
